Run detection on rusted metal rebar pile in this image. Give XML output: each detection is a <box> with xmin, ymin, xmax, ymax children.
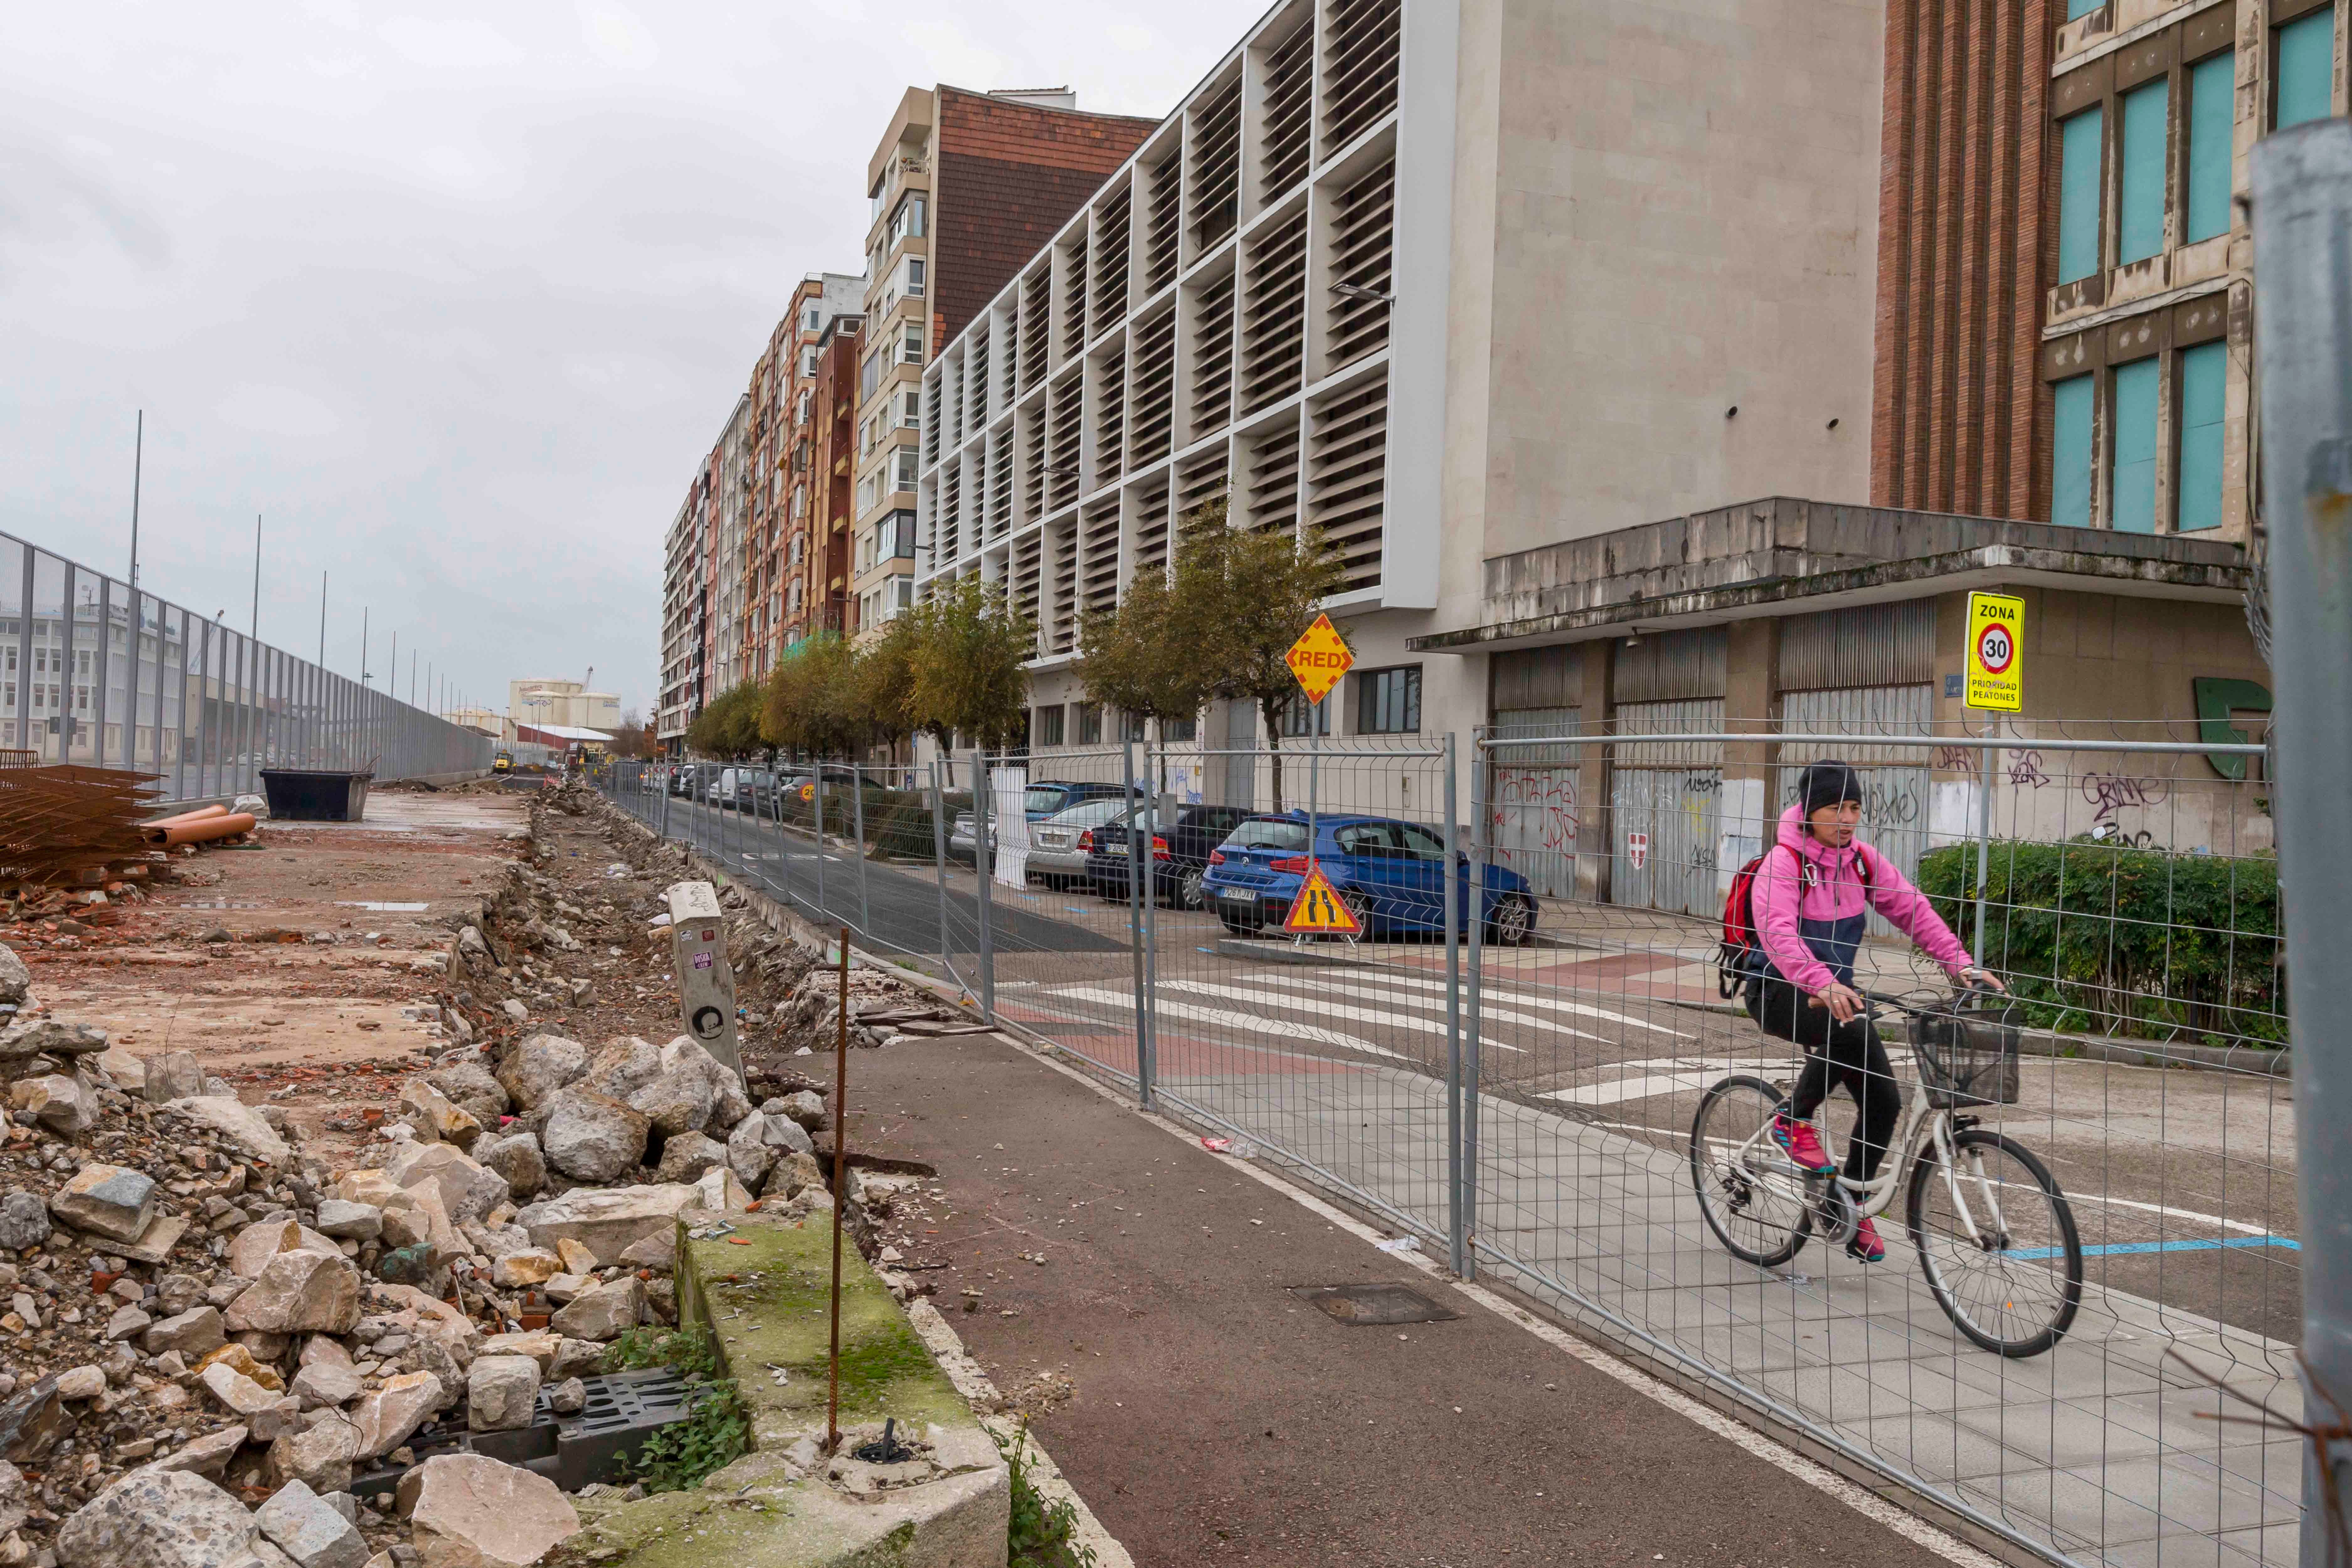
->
<box><xmin>0</xmin><ymin>766</ymin><xmax>163</xmax><ymax>885</ymax></box>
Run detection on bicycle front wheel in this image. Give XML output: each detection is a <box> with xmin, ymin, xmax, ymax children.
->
<box><xmin>1689</xmin><ymin>1075</ymin><xmax>1812</xmax><ymax>1269</ymax></box>
<box><xmin>1906</xmin><ymin>1128</ymin><xmax>2083</xmax><ymax>1357</ymax></box>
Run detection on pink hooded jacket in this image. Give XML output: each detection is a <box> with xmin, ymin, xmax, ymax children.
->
<box><xmin>1750</xmin><ymin>802</ymin><xmax>1974</xmax><ymax>994</ymax></box>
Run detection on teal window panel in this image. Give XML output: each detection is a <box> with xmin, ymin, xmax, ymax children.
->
<box><xmin>2277</xmin><ymin>10</ymin><xmax>2336</xmax><ymax>130</ymax></box>
<box><xmin>2120</xmin><ymin>79</ymin><xmax>2169</xmax><ymax>263</ymax></box>
<box><xmin>2068</xmin><ymin>0</ymin><xmax>2102</xmax><ymax>19</ymax></box>
<box><xmin>2111</xmin><ymin>357</ymin><xmax>2160</xmax><ymax>533</ymax></box>
<box><xmin>2177</xmin><ymin>342</ymin><xmax>2227</xmax><ymax>532</ymax></box>
<box><xmin>2053</xmin><ymin>374</ymin><xmax>2096</xmax><ymax>528</ymax></box>
<box><xmin>2060</xmin><ymin>108</ymin><xmax>2105</xmax><ymax>283</ymax></box>
<box><xmin>2186</xmin><ymin>54</ymin><xmax>2235</xmax><ymax>242</ymax></box>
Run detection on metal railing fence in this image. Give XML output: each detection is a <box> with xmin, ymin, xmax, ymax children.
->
<box><xmin>603</xmin><ymin>721</ymin><xmax>2297</xmax><ymax>1567</ymax></box>
<box><xmin>1</xmin><ymin>528</ymin><xmax>491</xmax><ymax>796</ymax></box>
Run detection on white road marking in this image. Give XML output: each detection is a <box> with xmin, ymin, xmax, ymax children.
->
<box><xmin>1157</xmin><ymin>979</ymin><xmax>1525</xmax><ymax>1052</ymax></box>
<box><xmin>1242</xmin><ymin>973</ymin><xmax>1607</xmax><ymax>1046</ymax></box>
<box><xmin>1052</xmin><ymin>987</ymin><xmax>1412</xmax><ymax>1063</ymax></box>
<box><xmin>1539</xmin><ymin>1074</ymin><xmax>1698</xmax><ymax>1107</ymax></box>
<box><xmin>1314</xmin><ymin>968</ymin><xmax>1695</xmax><ymax>1038</ymax></box>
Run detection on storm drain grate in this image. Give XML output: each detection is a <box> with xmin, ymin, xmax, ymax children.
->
<box><xmin>1289</xmin><ymin>1283</ymin><xmax>1463</xmax><ymax>1326</ymax></box>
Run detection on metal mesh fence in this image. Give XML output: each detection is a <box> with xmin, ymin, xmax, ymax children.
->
<box><xmin>1</xmin><ymin>528</ymin><xmax>492</xmax><ymax>795</ymax></box>
<box><xmin>602</xmin><ymin>718</ymin><xmax>2296</xmax><ymax>1567</ymax></box>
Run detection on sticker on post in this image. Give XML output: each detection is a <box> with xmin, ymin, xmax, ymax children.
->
<box><xmin>1283</xmin><ymin>866</ymin><xmax>1363</xmax><ymax>936</ymax></box>
<box><xmin>1627</xmin><ymin>831</ymin><xmax>1649</xmax><ymax>870</ymax></box>
<box><xmin>691</xmin><ymin>952</ymin><xmax>715</xmax><ymax>971</ymax></box>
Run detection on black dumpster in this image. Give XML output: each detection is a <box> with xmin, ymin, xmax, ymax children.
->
<box><xmin>257</xmin><ymin>768</ymin><xmax>372</xmax><ymax>822</ymax></box>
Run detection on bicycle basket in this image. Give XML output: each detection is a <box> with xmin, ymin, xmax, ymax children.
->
<box><xmin>1912</xmin><ymin>997</ymin><xmax>2022</xmax><ymax>1108</ymax></box>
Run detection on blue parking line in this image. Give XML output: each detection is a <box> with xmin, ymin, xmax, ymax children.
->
<box><xmin>2007</xmin><ymin>1236</ymin><xmax>2300</xmax><ymax>1260</ymax></box>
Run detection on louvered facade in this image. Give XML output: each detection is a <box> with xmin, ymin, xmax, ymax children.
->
<box><xmin>919</xmin><ymin>0</ymin><xmax>1429</xmax><ymax>686</ymax></box>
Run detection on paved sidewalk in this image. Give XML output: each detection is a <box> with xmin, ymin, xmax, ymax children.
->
<box><xmin>846</xmin><ymin>1030</ymin><xmax>1971</xmax><ymax>1568</ymax></box>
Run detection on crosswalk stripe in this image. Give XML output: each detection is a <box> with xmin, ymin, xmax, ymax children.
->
<box><xmin>1157</xmin><ymin>980</ymin><xmax>1525</xmax><ymax>1052</ymax></box>
<box><xmin>1538</xmin><ymin>1074</ymin><xmax>1699</xmax><ymax>1107</ymax></box>
<box><xmin>1304</xmin><ymin>968</ymin><xmax>1695</xmax><ymax>1038</ymax></box>
<box><xmin>1241</xmin><ymin>973</ymin><xmax>1610</xmax><ymax>1046</ymax></box>
<box><xmin>1052</xmin><ymin>986</ymin><xmax>1412</xmax><ymax>1063</ymax></box>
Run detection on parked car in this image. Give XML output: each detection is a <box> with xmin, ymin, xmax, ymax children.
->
<box><xmin>1199</xmin><ymin>812</ymin><xmax>1539</xmax><ymax>943</ymax></box>
<box><xmin>1086</xmin><ymin>803</ymin><xmax>1256</xmax><ymax>909</ymax></box>
<box><xmin>1025</xmin><ymin>797</ymin><xmax>1138</xmax><ymax>889</ymax></box>
<box><xmin>949</xmin><ymin>780</ymin><xmax>1131</xmax><ymax>864</ymax></box>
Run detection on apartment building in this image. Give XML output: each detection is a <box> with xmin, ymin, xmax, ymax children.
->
<box><xmin>1874</xmin><ymin>0</ymin><xmax>2345</xmax><ymax>540</ymax></box>
<box><xmin>802</xmin><ymin>314</ymin><xmax>866</xmax><ymax>640</ymax></box>
<box><xmin>772</xmin><ymin>273</ymin><xmax>868</xmax><ymax>655</ymax></box>
<box><xmin>656</xmin><ymin>489</ymin><xmax>703</xmax><ymax>750</ymax></box>
<box><xmin>855</xmin><ymin>87</ymin><xmax>1156</xmax><ymax>637</ymax></box>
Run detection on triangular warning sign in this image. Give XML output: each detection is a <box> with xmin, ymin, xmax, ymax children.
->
<box><xmin>1283</xmin><ymin>864</ymin><xmax>1363</xmax><ymax>936</ymax></box>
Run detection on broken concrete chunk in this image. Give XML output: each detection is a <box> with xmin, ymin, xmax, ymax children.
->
<box><xmin>649</xmin><ymin>1130</ymin><xmax>725</xmax><ymax>1184</ymax></box>
<box><xmin>473</xmin><ymin>1132</ymin><xmax>546</xmax><ymax>1203</ymax></box>
<box><xmin>164</xmin><ymin>1096</ymin><xmax>291</xmax><ymax>1165</ymax></box>
<box><xmin>200</xmin><ymin>1361</ymin><xmax>283</xmax><ymax>1417</ymax></box>
<box><xmin>546</xmin><ymin>1276</ymin><xmax>644</xmax><ymax>1342</ymax></box>
<box><xmin>465</xmin><ymin>1356</ymin><xmax>540</xmax><ymax>1433</ymax></box>
<box><xmin>488</xmin><ymin>1250</ymin><xmax>562</xmax><ymax>1290</ymax></box>
<box><xmin>399</xmin><ymin>1080</ymin><xmax>480</xmax><ymax>1150</ymax></box>
<box><xmin>254</xmin><ymin>1478</ymin><xmax>370</xmax><ymax>1568</ymax></box>
<box><xmin>493</xmin><ymin>1034</ymin><xmax>586</xmax><ymax>1112</ymax></box>
<box><xmin>224</xmin><ymin>1250</ymin><xmax>362</xmax><ymax>1336</ymax></box>
<box><xmin>539</xmin><ymin>1089</ymin><xmax>649</xmax><ymax>1183</ymax></box>
<box><xmin>0</xmin><ymin>1189</ymin><xmax>50</xmax><ymax>1250</ymax></box>
<box><xmin>12</xmin><ymin>1072</ymin><xmax>98</xmax><ymax>1135</ymax></box>
<box><xmin>230</xmin><ymin>1219</ymin><xmax>303</xmax><ymax>1279</ymax></box>
<box><xmin>266</xmin><ymin>1415</ymin><xmax>363</xmax><ymax>1496</ymax></box>
<box><xmin>144</xmin><ymin>1306</ymin><xmax>228</xmax><ymax>1360</ymax></box>
<box><xmin>143</xmin><ymin>1050</ymin><xmax>205</xmax><ymax>1104</ymax></box>
<box><xmin>312</xmin><ymin>1200</ymin><xmax>382</xmax><ymax>1241</ymax></box>
<box><xmin>142</xmin><ymin>1424</ymin><xmax>246</xmax><ymax>1477</ymax></box>
<box><xmin>352</xmin><ymin>1371</ymin><xmax>446</xmax><ymax>1459</ymax></box>
<box><xmin>55</xmin><ymin>1467</ymin><xmax>262</xmax><ymax>1568</ymax></box>
<box><xmin>513</xmin><ymin>1183</ymin><xmax>697</xmax><ymax>1266</ymax></box>
<box><xmin>290</xmin><ymin>1360</ymin><xmax>362</xmax><ymax>1411</ymax></box>
<box><xmin>49</xmin><ymin>1163</ymin><xmax>158</xmax><ymax>1243</ymax></box>
<box><xmin>400</xmin><ymin>1454</ymin><xmax>579</xmax><ymax>1567</ymax></box>
<box><xmin>422</xmin><ymin>1063</ymin><xmax>508</xmax><ymax>1129</ymax></box>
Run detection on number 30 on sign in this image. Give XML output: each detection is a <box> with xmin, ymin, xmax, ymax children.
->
<box><xmin>1964</xmin><ymin>591</ymin><xmax>2025</xmax><ymax>712</ymax></box>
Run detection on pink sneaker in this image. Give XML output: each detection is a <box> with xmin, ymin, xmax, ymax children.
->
<box><xmin>1770</xmin><ymin>1112</ymin><xmax>1836</xmax><ymax>1174</ymax></box>
<box><xmin>1848</xmin><ymin>1218</ymin><xmax>1888</xmax><ymax>1263</ymax></box>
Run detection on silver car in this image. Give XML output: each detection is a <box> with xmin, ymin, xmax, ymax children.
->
<box><xmin>1024</xmin><ymin>798</ymin><xmax>1136</xmax><ymax>889</ymax></box>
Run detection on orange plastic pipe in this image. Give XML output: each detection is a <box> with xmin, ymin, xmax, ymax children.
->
<box><xmin>145</xmin><ymin>812</ymin><xmax>257</xmax><ymax>848</ymax></box>
<box><xmin>144</xmin><ymin>803</ymin><xmax>229</xmax><ymax>832</ymax></box>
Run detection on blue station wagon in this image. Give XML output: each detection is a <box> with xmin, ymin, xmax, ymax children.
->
<box><xmin>1200</xmin><ymin>812</ymin><xmax>1539</xmax><ymax>944</ymax></box>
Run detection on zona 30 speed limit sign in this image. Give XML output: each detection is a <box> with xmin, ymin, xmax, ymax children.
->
<box><xmin>1964</xmin><ymin>591</ymin><xmax>2025</xmax><ymax>712</ymax></box>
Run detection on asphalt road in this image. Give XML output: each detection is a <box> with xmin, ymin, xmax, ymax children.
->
<box><xmin>850</xmin><ymin>1028</ymin><xmax>1966</xmax><ymax>1568</ymax></box>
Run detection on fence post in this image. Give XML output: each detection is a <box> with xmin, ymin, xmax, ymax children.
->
<box><xmin>853</xmin><ymin>763</ymin><xmax>870</xmax><ymax>938</ymax></box>
<box><xmin>972</xmin><ymin>750</ymin><xmax>995</xmax><ymax>1023</ymax></box>
<box><xmin>930</xmin><ymin>758</ymin><xmax>958</xmax><ymax>993</ymax></box>
<box><xmin>1463</xmin><ymin>746</ymin><xmax>1486</xmax><ymax>1280</ymax></box>
<box><xmin>1125</xmin><ymin>737</ymin><xmax>1152</xmax><ymax>1109</ymax></box>
<box><xmin>1141</xmin><ymin>739</ymin><xmax>1160</xmax><ymax>1112</ymax></box>
<box><xmin>2253</xmin><ymin>119</ymin><xmax>2352</xmax><ymax>1567</ymax></box>
<box><xmin>1443</xmin><ymin>734</ymin><xmax>1465</xmax><ymax>1276</ymax></box>
<box><xmin>814</xmin><ymin>767</ymin><xmax>827</xmax><ymax>922</ymax></box>
<box><xmin>1973</xmin><ymin>719</ymin><xmax>1996</xmax><ymax>961</ymax></box>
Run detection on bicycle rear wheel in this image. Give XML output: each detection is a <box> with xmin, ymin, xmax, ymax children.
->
<box><xmin>1906</xmin><ymin>1128</ymin><xmax>2083</xmax><ymax>1357</ymax></box>
<box><xmin>1689</xmin><ymin>1075</ymin><xmax>1812</xmax><ymax>1268</ymax></box>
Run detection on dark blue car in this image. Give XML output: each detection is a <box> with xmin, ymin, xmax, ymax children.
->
<box><xmin>1200</xmin><ymin>812</ymin><xmax>1539</xmax><ymax>944</ymax></box>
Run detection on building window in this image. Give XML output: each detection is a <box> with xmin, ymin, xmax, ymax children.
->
<box><xmin>903</xmin><ymin>256</ymin><xmax>926</xmax><ymax>300</ymax></box>
<box><xmin>2052</xmin><ymin>373</ymin><xmax>2096</xmax><ymax>527</ymax></box>
<box><xmin>861</xmin><ymin>349</ymin><xmax>881</xmax><ymax>400</ymax></box>
<box><xmin>2185</xmin><ymin>53</ymin><xmax>2234</xmax><ymax>242</ymax></box>
<box><xmin>892</xmin><ymin>448</ymin><xmax>919</xmax><ymax>492</ymax></box>
<box><xmin>877</xmin><ymin>509</ymin><xmax>916</xmax><ymax>560</ymax></box>
<box><xmin>1077</xmin><ymin>702</ymin><xmax>1104</xmax><ymax>744</ymax></box>
<box><xmin>1279</xmin><ymin>692</ymin><xmax>1331</xmax><ymax>737</ymax></box>
<box><xmin>1036</xmin><ymin>704</ymin><xmax>1066</xmax><ymax>746</ymax></box>
<box><xmin>2276</xmin><ymin>8</ymin><xmax>2337</xmax><ymax>129</ymax></box>
<box><xmin>889</xmin><ymin>194</ymin><xmax>926</xmax><ymax>248</ymax></box>
<box><xmin>2110</xmin><ymin>356</ymin><xmax>2160</xmax><ymax>534</ymax></box>
<box><xmin>1356</xmin><ymin>666</ymin><xmax>1422</xmax><ymax>734</ymax></box>
<box><xmin>2058</xmin><ymin>107</ymin><xmax>2105</xmax><ymax>283</ymax></box>
<box><xmin>2118</xmin><ymin>79</ymin><xmax>2169</xmax><ymax>264</ymax></box>
<box><xmin>2177</xmin><ymin>341</ymin><xmax>2227</xmax><ymax>532</ymax></box>
<box><xmin>1163</xmin><ymin>714</ymin><xmax>1198</xmax><ymax>742</ymax></box>
<box><xmin>1120</xmin><ymin>710</ymin><xmax>1147</xmax><ymax>741</ymax></box>
<box><xmin>901</xmin><ymin>322</ymin><xmax>925</xmax><ymax>365</ymax></box>
<box><xmin>898</xmin><ymin>387</ymin><xmax>922</xmax><ymax>428</ymax></box>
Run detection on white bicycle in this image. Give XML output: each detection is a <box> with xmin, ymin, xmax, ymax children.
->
<box><xmin>1687</xmin><ymin>988</ymin><xmax>2084</xmax><ymax>1358</ymax></box>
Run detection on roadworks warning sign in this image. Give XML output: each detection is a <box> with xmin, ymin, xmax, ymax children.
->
<box><xmin>1283</xmin><ymin>866</ymin><xmax>1363</xmax><ymax>936</ymax></box>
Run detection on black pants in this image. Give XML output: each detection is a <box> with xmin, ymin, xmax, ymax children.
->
<box><xmin>1745</xmin><ymin>974</ymin><xmax>1904</xmax><ymax>1182</ymax></box>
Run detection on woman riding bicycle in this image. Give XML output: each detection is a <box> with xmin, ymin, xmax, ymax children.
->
<box><xmin>1744</xmin><ymin>760</ymin><xmax>2005</xmax><ymax>1263</ymax></box>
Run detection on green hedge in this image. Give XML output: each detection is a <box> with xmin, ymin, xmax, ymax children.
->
<box><xmin>1915</xmin><ymin>840</ymin><xmax>2285</xmax><ymax>1047</ymax></box>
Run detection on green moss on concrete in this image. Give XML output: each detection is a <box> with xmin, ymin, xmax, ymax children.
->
<box><xmin>682</xmin><ymin>1209</ymin><xmax>966</xmax><ymax>1432</ymax></box>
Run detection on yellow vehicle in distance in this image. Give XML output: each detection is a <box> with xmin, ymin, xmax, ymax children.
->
<box><xmin>492</xmin><ymin>751</ymin><xmax>514</xmax><ymax>774</ymax></box>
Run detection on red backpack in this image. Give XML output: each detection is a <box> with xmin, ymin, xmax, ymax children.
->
<box><xmin>1717</xmin><ymin>843</ymin><xmax>1871</xmax><ymax>999</ymax></box>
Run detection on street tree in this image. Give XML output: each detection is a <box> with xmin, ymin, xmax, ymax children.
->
<box><xmin>760</xmin><ymin>635</ymin><xmax>865</xmax><ymax>760</ymax></box>
<box><xmin>1078</xmin><ymin>559</ymin><xmax>1212</xmax><ymax>785</ymax></box>
<box><xmin>686</xmin><ymin>682</ymin><xmax>765</xmax><ymax>759</ymax></box>
<box><xmin>856</xmin><ymin>611</ymin><xmax>923</xmax><ymax>766</ymax></box>
<box><xmin>906</xmin><ymin>574</ymin><xmax>1036</xmax><ymax>752</ymax></box>
<box><xmin>1173</xmin><ymin>499</ymin><xmax>1345</xmax><ymax>809</ymax></box>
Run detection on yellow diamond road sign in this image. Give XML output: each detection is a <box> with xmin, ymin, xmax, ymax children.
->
<box><xmin>1964</xmin><ymin>591</ymin><xmax>2025</xmax><ymax>712</ymax></box>
<box><xmin>1285</xmin><ymin>613</ymin><xmax>1354</xmax><ymax>705</ymax></box>
<box><xmin>1283</xmin><ymin>866</ymin><xmax>1363</xmax><ymax>936</ymax></box>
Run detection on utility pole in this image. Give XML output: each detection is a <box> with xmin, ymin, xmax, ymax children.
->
<box><xmin>2251</xmin><ymin>119</ymin><xmax>2352</xmax><ymax>1568</ymax></box>
<box><xmin>126</xmin><ymin>411</ymin><xmax>143</xmax><ymax>593</ymax></box>
<box><xmin>317</xmin><ymin>573</ymin><xmax>327</xmax><ymax>669</ymax></box>
<box><xmin>250</xmin><ymin>515</ymin><xmax>261</xmax><ymax>643</ymax></box>
<box><xmin>360</xmin><ymin>607</ymin><xmax>370</xmax><ymax>684</ymax></box>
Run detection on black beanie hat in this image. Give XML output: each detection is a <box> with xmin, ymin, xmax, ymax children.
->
<box><xmin>1798</xmin><ymin>760</ymin><xmax>1864</xmax><ymax>817</ymax></box>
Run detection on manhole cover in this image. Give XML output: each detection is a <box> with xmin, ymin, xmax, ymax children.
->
<box><xmin>1289</xmin><ymin>1283</ymin><xmax>1463</xmax><ymax>1326</ymax></box>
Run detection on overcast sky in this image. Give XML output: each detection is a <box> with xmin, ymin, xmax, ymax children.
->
<box><xmin>0</xmin><ymin>1</ymin><xmax>1266</xmax><ymax>723</ymax></box>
